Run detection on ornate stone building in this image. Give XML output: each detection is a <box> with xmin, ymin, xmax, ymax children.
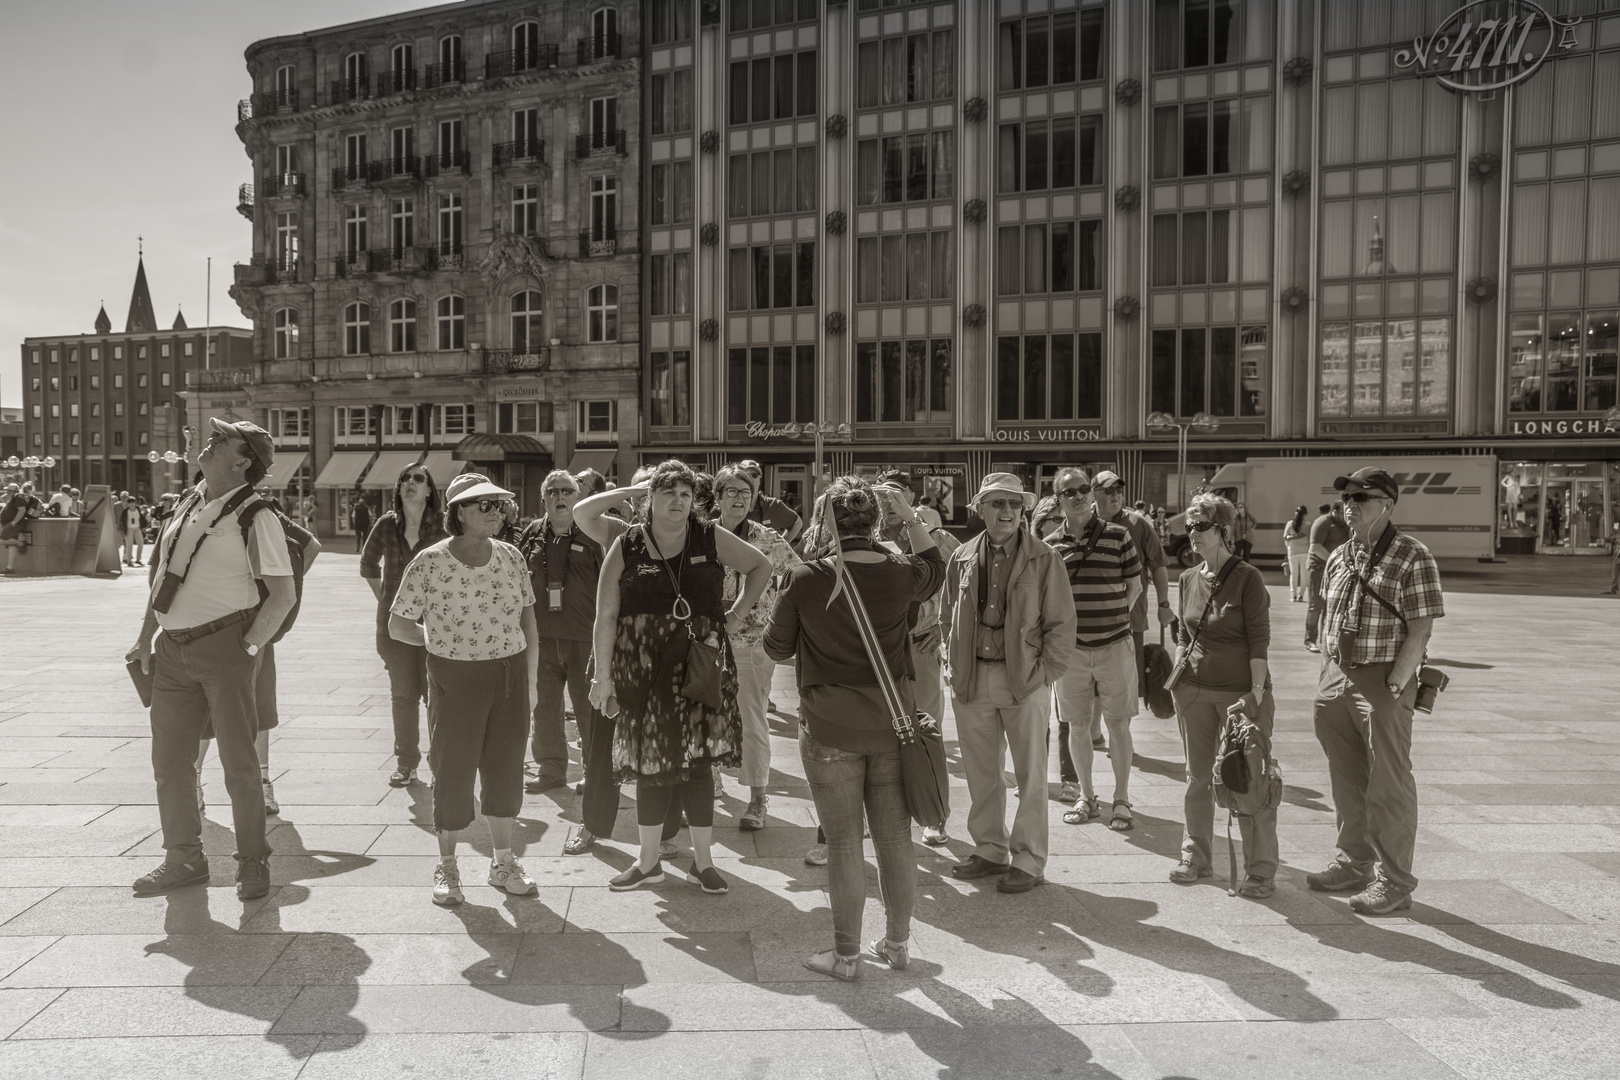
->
<box><xmin>206</xmin><ymin>0</ymin><xmax>641</xmax><ymax>537</ymax></box>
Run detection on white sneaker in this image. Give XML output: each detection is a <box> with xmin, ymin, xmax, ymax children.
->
<box><xmin>262</xmin><ymin>779</ymin><xmax>279</xmax><ymax>816</ymax></box>
<box><xmin>432</xmin><ymin>863</ymin><xmax>463</xmax><ymax>906</ymax></box>
<box><xmin>713</xmin><ymin>771</ymin><xmax>724</xmax><ymax>799</ymax></box>
<box><xmin>488</xmin><ymin>857</ymin><xmax>537</xmax><ymax>896</ymax></box>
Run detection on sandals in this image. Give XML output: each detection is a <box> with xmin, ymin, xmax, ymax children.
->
<box><xmin>1108</xmin><ymin>800</ymin><xmax>1134</xmax><ymax>832</ymax></box>
<box><xmin>1062</xmin><ymin>794</ymin><xmax>1100</xmax><ymax>825</ymax></box>
<box><xmin>562</xmin><ymin>828</ymin><xmax>596</xmax><ymax>855</ymax></box>
<box><xmin>868</xmin><ymin>937</ymin><xmax>909</xmax><ymax>970</ymax></box>
<box><xmin>803</xmin><ymin>949</ymin><xmax>861</xmax><ymax>982</ymax></box>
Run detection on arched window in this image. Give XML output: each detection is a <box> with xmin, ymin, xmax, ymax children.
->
<box><xmin>273</xmin><ymin>307</ymin><xmax>299</xmax><ymax>359</ymax></box>
<box><xmin>590</xmin><ymin>8</ymin><xmax>620</xmax><ymax>60</ymax></box>
<box><xmin>587</xmin><ymin>284</ymin><xmax>618</xmax><ymax>342</ymax></box>
<box><xmin>436</xmin><ymin>294</ymin><xmax>465</xmax><ymax>350</ymax></box>
<box><xmin>389</xmin><ymin>43</ymin><xmax>415</xmax><ymax>92</ymax></box>
<box><xmin>344</xmin><ymin>302</ymin><xmax>371</xmax><ymax>355</ymax></box>
<box><xmin>512</xmin><ymin>291</ymin><xmax>543</xmax><ymax>353</ymax></box>
<box><xmin>513</xmin><ymin>21</ymin><xmax>541</xmax><ymax>69</ymax></box>
<box><xmin>342</xmin><ymin>51</ymin><xmax>368</xmax><ymax>98</ymax></box>
<box><xmin>388</xmin><ymin>298</ymin><xmax>417</xmax><ymax>352</ymax></box>
<box><xmin>438</xmin><ymin>35</ymin><xmax>464</xmax><ymax>83</ymax></box>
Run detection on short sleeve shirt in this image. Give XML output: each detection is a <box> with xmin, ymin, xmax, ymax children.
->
<box><xmin>152</xmin><ymin>484</ymin><xmax>293</xmax><ymax>631</ymax></box>
<box><xmin>1321</xmin><ymin>527</ymin><xmax>1444</xmax><ymax>666</ymax></box>
<box><xmin>390</xmin><ymin>539</ymin><xmax>536</xmax><ymax>661</ymax></box>
<box><xmin>1111</xmin><ymin>508</ymin><xmax>1164</xmax><ymax>632</ymax></box>
<box><xmin>1051</xmin><ymin>516</ymin><xmax>1141</xmax><ymax>648</ymax></box>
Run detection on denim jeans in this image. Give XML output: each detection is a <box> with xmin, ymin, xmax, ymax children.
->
<box><xmin>532</xmin><ymin>637</ymin><xmax>592</xmax><ymax>780</ymax></box>
<box><xmin>376</xmin><ymin>608</ymin><xmax>428</xmax><ymax>769</ymax></box>
<box><xmin>800</xmin><ymin>728</ymin><xmax>914</xmax><ymax>957</ymax></box>
<box><xmin>1305</xmin><ymin>556</ymin><xmax>1328</xmax><ymax>645</ymax></box>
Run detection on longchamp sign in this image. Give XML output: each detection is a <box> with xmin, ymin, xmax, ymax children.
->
<box><xmin>1394</xmin><ymin>0</ymin><xmax>1582</xmax><ymax>93</ymax></box>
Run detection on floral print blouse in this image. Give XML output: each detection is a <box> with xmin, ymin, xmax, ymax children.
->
<box><xmin>390</xmin><ymin>539</ymin><xmax>535</xmax><ymax>661</ymax></box>
<box><xmin>721</xmin><ymin>519</ymin><xmax>798</xmax><ymax>647</ymax></box>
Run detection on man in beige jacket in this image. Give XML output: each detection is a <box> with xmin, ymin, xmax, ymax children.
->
<box><xmin>941</xmin><ymin>473</ymin><xmax>1075</xmax><ymax>893</ymax></box>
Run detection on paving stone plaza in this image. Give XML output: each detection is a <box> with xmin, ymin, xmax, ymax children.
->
<box><xmin>0</xmin><ymin>554</ymin><xmax>1615</xmax><ymax>1080</ymax></box>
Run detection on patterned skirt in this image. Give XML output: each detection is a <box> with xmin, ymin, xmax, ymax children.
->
<box><xmin>610</xmin><ymin>613</ymin><xmax>741</xmax><ymax>785</ymax></box>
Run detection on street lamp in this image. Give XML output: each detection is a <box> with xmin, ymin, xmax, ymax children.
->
<box><xmin>1146</xmin><ymin>411</ymin><xmax>1219</xmax><ymax>511</ymax></box>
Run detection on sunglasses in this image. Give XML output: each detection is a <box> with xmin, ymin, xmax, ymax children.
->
<box><xmin>982</xmin><ymin>497</ymin><xmax>1024</xmax><ymax>512</ymax></box>
<box><xmin>1188</xmin><ymin>520</ymin><xmax>1220</xmax><ymax>533</ymax></box>
<box><xmin>1340</xmin><ymin>491</ymin><xmax>1389</xmax><ymax>504</ymax></box>
<box><xmin>462</xmin><ymin>498</ymin><xmax>504</xmax><ymax>514</ymax></box>
<box><xmin>1056</xmin><ymin>485</ymin><xmax>1092</xmax><ymax>499</ymax></box>
<box><xmin>400</xmin><ymin>473</ymin><xmax>429</xmax><ymax>485</ymax></box>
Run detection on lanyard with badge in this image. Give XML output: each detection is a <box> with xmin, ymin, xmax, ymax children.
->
<box><xmin>536</xmin><ymin>523</ymin><xmax>574</xmax><ymax>612</ymax></box>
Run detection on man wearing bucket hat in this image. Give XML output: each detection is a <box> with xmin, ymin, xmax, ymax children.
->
<box><xmin>1308</xmin><ymin>466</ymin><xmax>1443</xmax><ymax>915</ymax></box>
<box><xmin>940</xmin><ymin>473</ymin><xmax>1075</xmax><ymax>894</ymax></box>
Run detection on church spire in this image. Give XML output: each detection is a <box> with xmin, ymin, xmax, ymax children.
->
<box><xmin>126</xmin><ymin>241</ymin><xmax>157</xmax><ymax>333</ymax></box>
<box><xmin>94</xmin><ymin>302</ymin><xmax>112</xmax><ymax>334</ymax></box>
<box><xmin>172</xmin><ymin>305</ymin><xmax>188</xmax><ymax>330</ymax></box>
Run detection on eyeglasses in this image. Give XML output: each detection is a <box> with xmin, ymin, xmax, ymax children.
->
<box><xmin>1056</xmin><ymin>485</ymin><xmax>1092</xmax><ymax>499</ymax></box>
<box><xmin>544</xmin><ymin>487</ymin><xmax>577</xmax><ymax>498</ymax></box>
<box><xmin>719</xmin><ymin>486</ymin><xmax>753</xmax><ymax>500</ymax></box>
<box><xmin>401</xmin><ymin>473</ymin><xmax>429</xmax><ymax>485</ymax></box>
<box><xmin>982</xmin><ymin>497</ymin><xmax>1024</xmax><ymax>512</ymax></box>
<box><xmin>464</xmin><ymin>498</ymin><xmax>504</xmax><ymax>514</ymax></box>
<box><xmin>1340</xmin><ymin>491</ymin><xmax>1389</xmax><ymax>504</ymax></box>
<box><xmin>1188</xmin><ymin>520</ymin><xmax>1220</xmax><ymax>533</ymax></box>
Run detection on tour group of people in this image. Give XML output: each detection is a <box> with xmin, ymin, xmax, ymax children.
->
<box><xmin>124</xmin><ymin>421</ymin><xmax>1444</xmax><ymax>979</ymax></box>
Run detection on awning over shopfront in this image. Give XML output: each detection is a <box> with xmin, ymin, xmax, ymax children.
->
<box><xmin>452</xmin><ymin>433</ymin><xmax>552</xmax><ymax>461</ymax></box>
<box><xmin>421</xmin><ymin>451</ymin><xmax>466</xmax><ymax>491</ymax></box>
<box><xmin>360</xmin><ymin>451</ymin><xmax>426</xmax><ymax>489</ymax></box>
<box><xmin>259</xmin><ymin>452</ymin><xmax>308</xmax><ymax>491</ymax></box>
<box><xmin>567</xmin><ymin>449</ymin><xmax>617</xmax><ymax>475</ymax></box>
<box><xmin>312</xmin><ymin>452</ymin><xmax>375</xmax><ymax>489</ymax></box>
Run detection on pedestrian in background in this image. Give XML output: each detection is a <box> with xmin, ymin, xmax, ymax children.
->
<box><xmin>738</xmin><ymin>459</ymin><xmax>804</xmax><ymax>543</ymax></box>
<box><xmin>1304</xmin><ymin>502</ymin><xmax>1349</xmax><ymax>653</ymax></box>
<box><xmin>1283</xmin><ymin>505</ymin><xmax>1310</xmax><ymax>602</ymax></box>
<box><xmin>1169</xmin><ymin>493</ymin><xmax>1277</xmax><ymax>898</ymax></box>
<box><xmin>1309</xmin><ymin>467</ymin><xmax>1444</xmax><ymax>915</ymax></box>
<box><xmin>120</xmin><ymin>491</ymin><xmax>146</xmax><ymax>566</ymax></box>
<box><xmin>765</xmin><ymin>475</ymin><xmax>944</xmax><ymax>980</ymax></box>
<box><xmin>389</xmin><ymin>473</ymin><xmax>539</xmax><ymax>907</ymax></box>
<box><xmin>360</xmin><ymin>462</ymin><xmax>448</xmax><ymax>787</ymax></box>
<box><xmin>1</xmin><ymin>482</ymin><xmax>41</xmax><ymax>574</ymax></box>
<box><xmin>351</xmin><ymin>492</ymin><xmax>373</xmax><ymax>548</ymax></box>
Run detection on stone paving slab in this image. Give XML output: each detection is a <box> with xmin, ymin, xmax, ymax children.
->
<box><xmin>0</xmin><ymin>554</ymin><xmax>1616</xmax><ymax>1077</ymax></box>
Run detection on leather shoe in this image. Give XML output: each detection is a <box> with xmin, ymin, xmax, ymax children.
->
<box><xmin>525</xmin><ymin>775</ymin><xmax>567</xmax><ymax>794</ymax></box>
<box><xmin>950</xmin><ymin>854</ymin><xmax>1010</xmax><ymax>880</ymax></box>
<box><xmin>996</xmin><ymin>867</ymin><xmax>1045</xmax><ymax>893</ymax></box>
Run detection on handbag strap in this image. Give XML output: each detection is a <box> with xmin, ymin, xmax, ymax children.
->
<box><xmin>1180</xmin><ymin>554</ymin><xmax>1241</xmax><ymax>658</ymax></box>
<box><xmin>824</xmin><ymin>559</ymin><xmax>915</xmax><ymax>741</ymax></box>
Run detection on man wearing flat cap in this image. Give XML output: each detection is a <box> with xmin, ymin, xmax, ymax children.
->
<box><xmin>126</xmin><ymin>418</ymin><xmax>296</xmax><ymax>902</ymax></box>
<box><xmin>1308</xmin><ymin>466</ymin><xmax>1444</xmax><ymax>915</ymax></box>
<box><xmin>940</xmin><ymin>473</ymin><xmax>1075</xmax><ymax>894</ymax></box>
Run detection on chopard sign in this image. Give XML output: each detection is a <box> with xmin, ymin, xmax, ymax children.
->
<box><xmin>1393</xmin><ymin>0</ymin><xmax>1582</xmax><ymax>93</ymax></box>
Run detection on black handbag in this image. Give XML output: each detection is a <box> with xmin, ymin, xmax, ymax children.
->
<box><xmin>646</xmin><ymin>524</ymin><xmax>727</xmax><ymax>710</ymax></box>
<box><xmin>835</xmin><ymin>565</ymin><xmax>950</xmax><ymax>830</ymax></box>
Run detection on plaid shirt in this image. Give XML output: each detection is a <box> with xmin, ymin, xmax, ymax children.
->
<box><xmin>359</xmin><ymin>511</ymin><xmax>450</xmax><ymax>610</ymax></box>
<box><xmin>1322</xmin><ymin>526</ymin><xmax>1444</xmax><ymax>665</ymax></box>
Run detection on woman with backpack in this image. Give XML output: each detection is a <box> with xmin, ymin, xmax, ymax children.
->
<box><xmin>1168</xmin><ymin>493</ymin><xmax>1278</xmax><ymax>899</ymax></box>
<box><xmin>1282</xmin><ymin>505</ymin><xmax>1310</xmax><ymax>602</ymax></box>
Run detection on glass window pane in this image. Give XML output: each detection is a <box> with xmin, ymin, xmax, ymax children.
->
<box><xmin>856</xmin><ymin>341</ymin><xmax>877</xmax><ymax>421</ymax></box>
<box><xmin>1547</xmin><ymin>181</ymin><xmax>1586</xmax><ymax>266</ymax></box>
<box><xmin>796</xmin><ymin>241</ymin><xmax>815</xmax><ymax>306</ymax></box>
<box><xmin>908</xmin><ymin>33</ymin><xmax>930</xmax><ymax>102</ymax></box>
<box><xmin>997</xmin><ymin>226</ymin><xmax>1022</xmax><ymax>294</ymax></box>
<box><xmin>933</xmin><ymin>29</ymin><xmax>955</xmax><ymax>99</ymax></box>
<box><xmin>774</xmin><ymin>55</ymin><xmax>795</xmax><ymax>120</ymax></box>
<box><xmin>797</xmin><ymin>50</ymin><xmax>817</xmax><ymax>117</ymax></box>
<box><xmin>1153</xmin><ymin>0</ymin><xmax>1180</xmax><ymax>71</ymax></box>
<box><xmin>1420</xmin><ymin>317</ymin><xmax>1452</xmax><ymax>415</ymax></box>
<box><xmin>882</xmin><ymin>38</ymin><xmax>905</xmax><ymax>104</ymax></box>
<box><xmin>883</xmin><ymin>136</ymin><xmax>904</xmax><ymax>202</ymax></box>
<box><xmin>1385</xmin><ymin>318</ymin><xmax>1416</xmax><ymax>415</ymax></box>
<box><xmin>999</xmin><ymin>22</ymin><xmax>1022</xmax><ymax>92</ymax></box>
<box><xmin>1151</xmin><ymin>214</ymin><xmax>1179</xmax><ymax>287</ymax></box>
<box><xmin>1078</xmin><ymin>114</ymin><xmax>1102</xmax><ymax>184</ymax></box>
<box><xmin>1210</xmin><ymin>326</ymin><xmax>1237</xmax><ymax>416</ymax></box>
<box><xmin>1151</xmin><ymin>329</ymin><xmax>1178</xmax><ymax>414</ymax></box>
<box><xmin>931</xmin><ymin>231</ymin><xmax>954</xmax><ymax>299</ymax></box>
<box><xmin>1183</xmin><ymin>102</ymin><xmax>1208</xmax><ymax>176</ymax></box>
<box><xmin>1183</xmin><ymin>211</ymin><xmax>1208</xmax><ymax>286</ymax></box>
<box><xmin>1050</xmin><ymin>333</ymin><xmax>1075</xmax><ymax>419</ymax></box>
<box><xmin>1051</xmin><ymin>222</ymin><xmax>1074</xmax><ymax>292</ymax></box>
<box><xmin>796</xmin><ymin>344</ymin><xmax>816</xmax><ymax>423</ymax></box>
<box><xmin>751</xmin><ymin>346</ymin><xmax>770</xmax><ymax>421</ymax></box>
<box><xmin>752</xmin><ymin>151</ymin><xmax>772</xmax><ymax>213</ymax></box>
<box><xmin>1077</xmin><ymin>220</ymin><xmax>1101</xmax><ymax>290</ymax></box>
<box><xmin>1025</xmin><ymin>120</ymin><xmax>1049</xmax><ymax>191</ymax></box>
<box><xmin>857</xmin><ymin>139</ymin><xmax>880</xmax><ymax>205</ymax></box>
<box><xmin>650</xmin><ymin>253</ymin><xmax>668</xmax><ymax>315</ymax></box>
<box><xmin>1180</xmin><ymin>328</ymin><xmax>1206</xmax><ymax>416</ymax></box>
<box><xmin>997</xmin><ymin>336</ymin><xmax>1022</xmax><ymax>419</ymax></box>
<box><xmin>673</xmin><ymin>252</ymin><xmax>691</xmax><ymax>315</ymax></box>
<box><xmin>752</xmin><ymin>58</ymin><xmax>772</xmax><ymax>122</ymax></box>
<box><xmin>1323</xmin><ymin>86</ymin><xmax>1354</xmax><ymax>165</ymax></box>
<box><xmin>774</xmin><ymin>148</ymin><xmax>795</xmax><ymax>213</ymax></box>
<box><xmin>773</xmin><ymin>345</ymin><xmax>793</xmax><ymax>422</ymax></box>
<box><xmin>882</xmin><ymin>235</ymin><xmax>904</xmax><ymax>301</ymax></box>
<box><xmin>1024</xmin><ymin>224</ymin><xmax>1048</xmax><ymax>293</ymax></box>
<box><xmin>1352</xmin><ymin>320</ymin><xmax>1384</xmax><ymax>415</ymax></box>
<box><xmin>753</xmin><ymin>245</ymin><xmax>772</xmax><ymax>307</ymax></box>
<box><xmin>797</xmin><ymin>146</ymin><xmax>816</xmax><ymax>211</ymax></box>
<box><xmin>774</xmin><ymin>245</ymin><xmax>794</xmax><ymax>307</ymax></box>
<box><xmin>1052</xmin><ymin>12</ymin><xmax>1077</xmax><ymax>85</ymax></box>
<box><xmin>929</xmin><ymin>339</ymin><xmax>952</xmax><ymax>417</ymax></box>
<box><xmin>1211</xmin><ymin>100</ymin><xmax>1233</xmax><ymax>175</ymax></box>
<box><xmin>1356</xmin><ymin>82</ymin><xmax>1388</xmax><ymax>162</ymax></box>
<box><xmin>857</xmin><ymin>236</ymin><xmax>879</xmax><ymax>302</ymax></box>
<box><xmin>930</xmin><ymin>131</ymin><xmax>955</xmax><ymax>199</ymax></box>
<box><xmin>1547</xmin><ymin>312</ymin><xmax>1581</xmax><ymax>411</ymax></box>
<box><xmin>1320</xmin><ymin>321</ymin><xmax>1350</xmax><ymax>415</ymax></box>
<box><xmin>1240</xmin><ymin>207</ymin><xmax>1270</xmax><ymax>282</ymax></box>
<box><xmin>1051</xmin><ymin>117</ymin><xmax>1076</xmax><ymax>188</ymax></box>
<box><xmin>1508</xmin><ymin>313</ymin><xmax>1544</xmax><ymax>412</ymax></box>
<box><xmin>1023</xmin><ymin>336</ymin><xmax>1048</xmax><ymax>420</ymax></box>
<box><xmin>728</xmin><ymin>348</ymin><xmax>747</xmax><ymax>424</ymax></box>
<box><xmin>1239</xmin><ymin>325</ymin><xmax>1268</xmax><ymax>415</ymax></box>
<box><xmin>880</xmin><ymin>340</ymin><xmax>903</xmax><ymax>421</ymax></box>
<box><xmin>905</xmin><ymin>339</ymin><xmax>928</xmax><ymax>420</ymax></box>
<box><xmin>857</xmin><ymin>41</ymin><xmax>880</xmax><ymax>109</ymax></box>
<box><xmin>907</xmin><ymin>133</ymin><xmax>929</xmax><ymax>200</ymax></box>
<box><xmin>906</xmin><ymin>234</ymin><xmax>930</xmax><ymax>299</ymax></box>
<box><xmin>1077</xmin><ymin>332</ymin><xmax>1103</xmax><ymax>418</ymax></box>
<box><xmin>1153</xmin><ymin>106</ymin><xmax>1179</xmax><ymax>179</ymax></box>
<box><xmin>998</xmin><ymin>124</ymin><xmax>1022</xmax><ymax>192</ymax></box>
<box><xmin>728</xmin><ymin>248</ymin><xmax>750</xmax><ymax>310</ymax></box>
<box><xmin>730</xmin><ymin>61</ymin><xmax>749</xmax><ymax>124</ymax></box>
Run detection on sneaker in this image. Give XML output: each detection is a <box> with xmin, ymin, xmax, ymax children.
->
<box><xmin>713</xmin><ymin>771</ymin><xmax>725</xmax><ymax>799</ymax></box>
<box><xmin>921</xmin><ymin>823</ymin><xmax>948</xmax><ymax>846</ymax></box>
<box><xmin>658</xmin><ymin>839</ymin><xmax>680</xmax><ymax>859</ymax></box>
<box><xmin>488</xmin><ymin>856</ymin><xmax>538</xmax><ymax>896</ymax></box>
<box><xmin>1057</xmin><ymin>781</ymin><xmax>1082</xmax><ymax>804</ymax></box>
<box><xmin>1305</xmin><ymin>861</ymin><xmax>1374</xmax><ymax>893</ymax></box>
<box><xmin>235</xmin><ymin>855</ymin><xmax>270</xmax><ymax>900</ymax></box>
<box><xmin>525</xmin><ymin>774</ymin><xmax>566</xmax><ymax>794</ymax></box>
<box><xmin>803</xmin><ymin>843</ymin><xmax>829</xmax><ymax>866</ymax></box>
<box><xmin>738</xmin><ymin>795</ymin><xmax>768</xmax><ymax>831</ymax></box>
<box><xmin>389</xmin><ymin>766</ymin><xmax>416</xmax><ymax>788</ymax></box>
<box><xmin>432</xmin><ymin>863</ymin><xmax>464</xmax><ymax>906</ymax></box>
<box><xmin>261</xmin><ymin>779</ymin><xmax>279</xmax><ymax>817</ymax></box>
<box><xmin>609</xmin><ymin>862</ymin><xmax>664</xmax><ymax>891</ymax></box>
<box><xmin>1304</xmin><ymin>641</ymin><xmax>1321</xmax><ymax>653</ymax></box>
<box><xmin>687</xmin><ymin>863</ymin><xmax>729</xmax><ymax>894</ymax></box>
<box><xmin>132</xmin><ymin>858</ymin><xmax>209</xmax><ymax>896</ymax></box>
<box><xmin>1349</xmin><ymin>878</ymin><xmax>1412</xmax><ymax>915</ymax></box>
<box><xmin>1237</xmin><ymin>875</ymin><xmax>1276</xmax><ymax>899</ymax></box>
<box><xmin>1169</xmin><ymin>860</ymin><xmax>1213</xmax><ymax>884</ymax></box>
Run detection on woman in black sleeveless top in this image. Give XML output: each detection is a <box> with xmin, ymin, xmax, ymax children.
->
<box><xmin>590</xmin><ymin>459</ymin><xmax>772</xmax><ymax>894</ymax></box>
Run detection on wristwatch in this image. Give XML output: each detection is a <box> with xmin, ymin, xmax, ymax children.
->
<box><xmin>245</xmin><ymin>642</ymin><xmax>260</xmax><ymax>657</ymax></box>
<box><xmin>1157</xmin><ymin>601</ymin><xmax>1171</xmax><ymax>609</ymax></box>
<box><xmin>1386</xmin><ymin>681</ymin><xmax>1402</xmax><ymax>695</ymax></box>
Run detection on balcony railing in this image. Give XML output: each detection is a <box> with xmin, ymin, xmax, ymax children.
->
<box><xmin>186</xmin><ymin>368</ymin><xmax>254</xmax><ymax>389</ymax></box>
<box><xmin>577</xmin><ymin>32</ymin><xmax>621</xmax><ymax>64</ymax></box>
<box><xmin>423</xmin><ymin>59</ymin><xmax>466</xmax><ymax>87</ymax></box>
<box><xmin>575</xmin><ymin>129</ymin><xmax>628</xmax><ymax>159</ymax></box>
<box><xmin>233</xmin><ymin>262</ymin><xmax>299</xmax><ymax>287</ymax></box>
<box><xmin>238</xmin><ymin>90</ymin><xmax>299</xmax><ymax>122</ymax></box>
<box><xmin>482</xmin><ymin>348</ymin><xmax>550</xmax><ymax>374</ymax></box>
<box><xmin>331</xmin><ymin>163</ymin><xmax>369</xmax><ymax>190</ymax></box>
<box><xmin>330</xmin><ymin>77</ymin><xmax>370</xmax><ymax>105</ymax></box>
<box><xmin>237</xmin><ymin>184</ymin><xmax>254</xmax><ymax>220</ymax></box>
<box><xmin>376</xmin><ymin>68</ymin><xmax>416</xmax><ymax>95</ymax></box>
<box><xmin>428</xmin><ymin>247</ymin><xmax>465</xmax><ymax>271</ymax></box>
<box><xmin>484</xmin><ymin>45</ymin><xmax>559</xmax><ymax>79</ymax></box>
<box><xmin>423</xmin><ymin>149</ymin><xmax>470</xmax><ymax>177</ymax></box>
<box><xmin>578</xmin><ymin>232</ymin><xmax>617</xmax><ymax>257</ymax></box>
<box><xmin>369</xmin><ymin>155</ymin><xmax>421</xmax><ymax>182</ymax></box>
<box><xmin>260</xmin><ymin>172</ymin><xmax>305</xmax><ymax>197</ymax></box>
<box><xmin>492</xmin><ymin>139</ymin><xmax>546</xmax><ymax>166</ymax></box>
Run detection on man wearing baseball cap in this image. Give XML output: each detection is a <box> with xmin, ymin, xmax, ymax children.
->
<box><xmin>940</xmin><ymin>473</ymin><xmax>1074</xmax><ymax>893</ymax></box>
<box><xmin>126</xmin><ymin>417</ymin><xmax>294</xmax><ymax>901</ymax></box>
<box><xmin>1308</xmin><ymin>466</ymin><xmax>1444</xmax><ymax>915</ymax></box>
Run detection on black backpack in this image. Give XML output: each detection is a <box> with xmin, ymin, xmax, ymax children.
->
<box><xmin>238</xmin><ymin>498</ymin><xmax>313</xmax><ymax>645</ymax></box>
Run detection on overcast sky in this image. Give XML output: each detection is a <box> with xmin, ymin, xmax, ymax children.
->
<box><xmin>0</xmin><ymin>0</ymin><xmax>447</xmax><ymax>407</ymax></box>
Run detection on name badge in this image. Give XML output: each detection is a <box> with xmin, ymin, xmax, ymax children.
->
<box><xmin>570</xmin><ymin>544</ymin><xmax>585</xmax><ymax>552</ymax></box>
<box><xmin>689</xmin><ymin>555</ymin><xmax>707</xmax><ymax>563</ymax></box>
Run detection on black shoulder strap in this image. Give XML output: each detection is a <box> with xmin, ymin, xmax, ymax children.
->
<box><xmin>1349</xmin><ymin>526</ymin><xmax>1405</xmax><ymax>630</ymax></box>
<box><xmin>1181</xmin><ymin>555</ymin><xmax>1242</xmax><ymax>656</ymax></box>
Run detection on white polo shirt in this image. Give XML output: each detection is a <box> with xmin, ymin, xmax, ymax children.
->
<box><xmin>152</xmin><ymin>482</ymin><xmax>292</xmax><ymax>632</ymax></box>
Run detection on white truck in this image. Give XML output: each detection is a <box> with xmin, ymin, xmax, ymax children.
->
<box><xmin>1162</xmin><ymin>455</ymin><xmax>1497</xmax><ymax>565</ymax></box>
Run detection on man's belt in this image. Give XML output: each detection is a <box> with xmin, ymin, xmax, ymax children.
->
<box><xmin>165</xmin><ymin>608</ymin><xmax>254</xmax><ymax>645</ymax></box>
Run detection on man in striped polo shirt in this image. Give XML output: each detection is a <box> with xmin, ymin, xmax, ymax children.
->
<box><xmin>1048</xmin><ymin>466</ymin><xmax>1143</xmax><ymax>831</ymax></box>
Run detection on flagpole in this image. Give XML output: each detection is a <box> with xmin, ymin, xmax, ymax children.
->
<box><xmin>205</xmin><ymin>257</ymin><xmax>212</xmax><ymax>371</ymax></box>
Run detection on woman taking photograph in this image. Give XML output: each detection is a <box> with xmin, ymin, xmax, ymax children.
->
<box><xmin>1168</xmin><ymin>493</ymin><xmax>1278</xmax><ymax>899</ymax></box>
<box><xmin>390</xmin><ymin>474</ymin><xmax>539</xmax><ymax>907</ymax></box>
<box><xmin>713</xmin><ymin>463</ymin><xmax>799</xmax><ymax>831</ymax></box>
<box><xmin>1282</xmin><ymin>504</ymin><xmax>1310</xmax><ymax>603</ymax></box>
<box><xmin>361</xmin><ymin>462</ymin><xmax>450</xmax><ymax>787</ymax></box>
<box><xmin>588</xmin><ymin>459</ymin><xmax>772</xmax><ymax>895</ymax></box>
<box><xmin>764</xmin><ymin>476</ymin><xmax>944</xmax><ymax>981</ymax></box>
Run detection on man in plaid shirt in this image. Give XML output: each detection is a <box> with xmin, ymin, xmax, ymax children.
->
<box><xmin>1308</xmin><ymin>466</ymin><xmax>1444</xmax><ymax>915</ymax></box>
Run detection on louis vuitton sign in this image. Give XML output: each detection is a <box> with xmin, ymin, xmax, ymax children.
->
<box><xmin>1394</xmin><ymin>0</ymin><xmax>1582</xmax><ymax>94</ymax></box>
